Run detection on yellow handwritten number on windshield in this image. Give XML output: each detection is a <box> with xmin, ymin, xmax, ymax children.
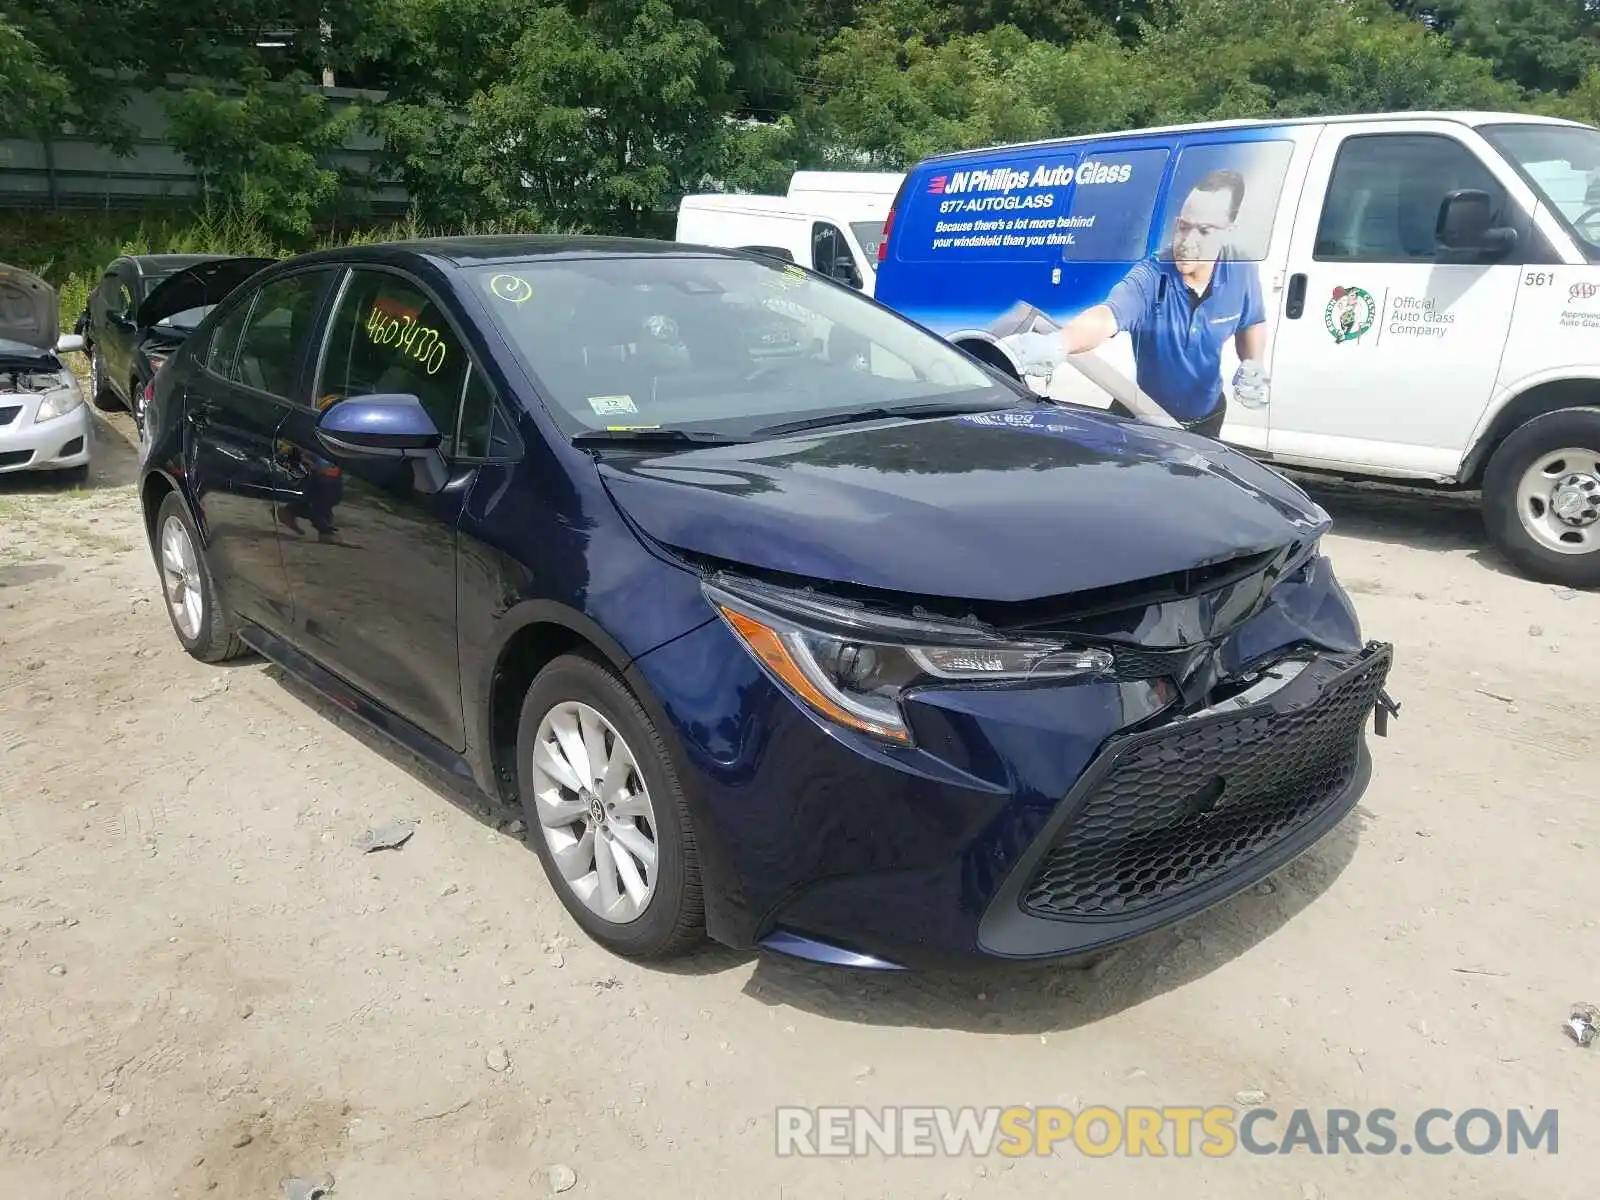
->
<box><xmin>365</xmin><ymin>303</ymin><xmax>448</xmax><ymax>376</ymax></box>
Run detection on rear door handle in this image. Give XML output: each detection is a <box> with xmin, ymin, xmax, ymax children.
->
<box><xmin>185</xmin><ymin>404</ymin><xmax>210</xmax><ymax>428</ymax></box>
<box><xmin>1284</xmin><ymin>273</ymin><xmax>1308</xmax><ymax>319</ymax></box>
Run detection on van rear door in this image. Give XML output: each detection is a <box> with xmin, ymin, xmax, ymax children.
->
<box><xmin>1265</xmin><ymin>119</ymin><xmax>1541</xmax><ymax>476</ymax></box>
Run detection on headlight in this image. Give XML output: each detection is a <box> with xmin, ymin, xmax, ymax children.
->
<box><xmin>704</xmin><ymin>576</ymin><xmax>1113</xmax><ymax>746</ymax></box>
<box><xmin>36</xmin><ymin>380</ymin><xmax>84</xmax><ymax>422</ymax></box>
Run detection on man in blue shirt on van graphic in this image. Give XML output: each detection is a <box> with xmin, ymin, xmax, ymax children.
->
<box><xmin>1011</xmin><ymin>169</ymin><xmax>1270</xmax><ymax>439</ymax></box>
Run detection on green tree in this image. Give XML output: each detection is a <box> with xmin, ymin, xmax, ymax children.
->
<box><xmin>460</xmin><ymin>0</ymin><xmax>733</xmax><ymax>231</ymax></box>
<box><xmin>0</xmin><ymin>20</ymin><xmax>68</xmax><ymax>137</ymax></box>
<box><xmin>1426</xmin><ymin>0</ymin><xmax>1600</xmax><ymax>96</ymax></box>
<box><xmin>814</xmin><ymin>0</ymin><xmax>1145</xmax><ymax>165</ymax></box>
<box><xmin>164</xmin><ymin>67</ymin><xmax>360</xmax><ymax>237</ymax></box>
<box><xmin>1131</xmin><ymin>0</ymin><xmax>1523</xmax><ymax>123</ymax></box>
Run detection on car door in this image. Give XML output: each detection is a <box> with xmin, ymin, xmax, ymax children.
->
<box><xmin>94</xmin><ymin>263</ymin><xmax>139</xmax><ymax>397</ymax></box>
<box><xmin>1266</xmin><ymin>121</ymin><xmax>1546</xmax><ymax>474</ymax></box>
<box><xmin>182</xmin><ymin>268</ymin><xmax>339</xmax><ymax>633</ymax></box>
<box><xmin>273</xmin><ymin>266</ymin><xmax>478</xmax><ymax>751</ymax></box>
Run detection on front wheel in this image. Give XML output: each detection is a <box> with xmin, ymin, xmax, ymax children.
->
<box><xmin>516</xmin><ymin>653</ymin><xmax>704</xmax><ymax>960</ymax></box>
<box><xmin>152</xmin><ymin>492</ymin><xmax>250</xmax><ymax>662</ymax></box>
<box><xmin>1482</xmin><ymin>407</ymin><xmax>1600</xmax><ymax>588</ymax></box>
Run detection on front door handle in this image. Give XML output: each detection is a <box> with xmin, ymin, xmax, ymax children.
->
<box><xmin>1285</xmin><ymin>273</ymin><xmax>1308</xmax><ymax>319</ymax></box>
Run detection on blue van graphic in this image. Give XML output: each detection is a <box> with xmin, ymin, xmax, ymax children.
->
<box><xmin>875</xmin><ymin>127</ymin><xmax>1297</xmax><ymax>434</ymax></box>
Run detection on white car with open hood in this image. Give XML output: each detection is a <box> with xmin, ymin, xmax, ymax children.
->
<box><xmin>1</xmin><ymin>263</ymin><xmax>91</xmax><ymax>482</ymax></box>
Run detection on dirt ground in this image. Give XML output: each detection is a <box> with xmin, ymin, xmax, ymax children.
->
<box><xmin>1</xmin><ymin>408</ymin><xmax>1596</xmax><ymax>1199</ymax></box>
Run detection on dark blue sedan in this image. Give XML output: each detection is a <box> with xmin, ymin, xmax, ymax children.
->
<box><xmin>137</xmin><ymin>237</ymin><xmax>1395</xmax><ymax>970</ymax></box>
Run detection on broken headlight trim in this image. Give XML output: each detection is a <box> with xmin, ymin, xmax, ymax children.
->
<box><xmin>703</xmin><ymin>575</ymin><xmax>1113</xmax><ymax>746</ymax></box>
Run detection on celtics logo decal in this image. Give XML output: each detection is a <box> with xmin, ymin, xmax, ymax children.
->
<box><xmin>1325</xmin><ymin>285</ymin><xmax>1376</xmax><ymax>344</ymax></box>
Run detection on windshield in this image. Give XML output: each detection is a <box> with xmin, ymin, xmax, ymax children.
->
<box><xmin>152</xmin><ymin>302</ymin><xmax>215</xmax><ymax>331</ymax></box>
<box><xmin>1481</xmin><ymin>123</ymin><xmax>1600</xmax><ymax>258</ymax></box>
<box><xmin>851</xmin><ymin>220</ymin><xmax>887</xmax><ymax>270</ymax></box>
<box><xmin>468</xmin><ymin>255</ymin><xmax>1008</xmax><ymax>439</ymax></box>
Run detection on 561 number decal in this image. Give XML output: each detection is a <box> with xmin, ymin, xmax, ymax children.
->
<box><xmin>1524</xmin><ymin>271</ymin><xmax>1555</xmax><ymax>287</ymax></box>
<box><xmin>365</xmin><ymin>302</ymin><xmax>448</xmax><ymax>375</ymax></box>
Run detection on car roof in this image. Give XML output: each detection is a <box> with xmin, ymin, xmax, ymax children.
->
<box><xmin>916</xmin><ymin>110</ymin><xmax>1593</xmax><ymax>166</ymax></box>
<box><xmin>286</xmin><ymin>235</ymin><xmax>744</xmax><ymax>271</ymax></box>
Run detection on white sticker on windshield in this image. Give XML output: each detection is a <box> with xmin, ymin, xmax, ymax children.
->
<box><xmin>588</xmin><ymin>394</ymin><xmax>638</xmax><ymax>416</ymax></box>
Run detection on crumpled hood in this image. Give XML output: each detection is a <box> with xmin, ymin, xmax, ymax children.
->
<box><xmin>0</xmin><ymin>262</ymin><xmax>58</xmax><ymax>352</ymax></box>
<box><xmin>596</xmin><ymin>406</ymin><xmax>1330</xmax><ymax>603</ymax></box>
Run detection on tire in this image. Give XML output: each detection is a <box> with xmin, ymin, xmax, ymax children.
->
<box><xmin>89</xmin><ymin>349</ymin><xmax>123</xmax><ymax>412</ymax></box>
<box><xmin>1483</xmin><ymin>407</ymin><xmax>1600</xmax><ymax>588</ymax></box>
<box><xmin>129</xmin><ymin>374</ymin><xmax>147</xmax><ymax>433</ymax></box>
<box><xmin>516</xmin><ymin>653</ymin><xmax>704</xmax><ymax>960</ymax></box>
<box><xmin>152</xmin><ymin>492</ymin><xmax>250</xmax><ymax>662</ymax></box>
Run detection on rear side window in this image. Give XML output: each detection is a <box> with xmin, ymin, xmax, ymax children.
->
<box><xmin>317</xmin><ymin>270</ymin><xmax>470</xmax><ymax>455</ymax></box>
<box><xmin>205</xmin><ymin>296</ymin><xmax>255</xmax><ymax>379</ymax></box>
<box><xmin>1315</xmin><ymin>134</ymin><xmax>1508</xmax><ymax>262</ymax></box>
<box><xmin>1155</xmin><ymin>139</ymin><xmax>1295</xmax><ymax>264</ymax></box>
<box><xmin>230</xmin><ymin>270</ymin><xmax>336</xmax><ymax>399</ymax></box>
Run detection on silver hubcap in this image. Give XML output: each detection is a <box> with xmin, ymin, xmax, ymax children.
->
<box><xmin>1516</xmin><ymin>447</ymin><xmax>1600</xmax><ymax>555</ymax></box>
<box><xmin>159</xmin><ymin>516</ymin><xmax>204</xmax><ymax>639</ymax></box>
<box><xmin>531</xmin><ymin>702</ymin><xmax>659</xmax><ymax>924</ymax></box>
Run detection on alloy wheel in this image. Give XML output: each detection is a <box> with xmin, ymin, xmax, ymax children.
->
<box><xmin>530</xmin><ymin>701</ymin><xmax>660</xmax><ymax>924</ymax></box>
<box><xmin>159</xmin><ymin>515</ymin><xmax>204</xmax><ymax>640</ymax></box>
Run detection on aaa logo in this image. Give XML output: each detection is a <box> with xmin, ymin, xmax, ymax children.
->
<box><xmin>1325</xmin><ymin>286</ymin><xmax>1376</xmax><ymax>344</ymax></box>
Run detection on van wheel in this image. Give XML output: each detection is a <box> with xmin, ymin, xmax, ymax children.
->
<box><xmin>515</xmin><ymin>653</ymin><xmax>705</xmax><ymax>960</ymax></box>
<box><xmin>1482</xmin><ymin>407</ymin><xmax>1600</xmax><ymax>587</ymax></box>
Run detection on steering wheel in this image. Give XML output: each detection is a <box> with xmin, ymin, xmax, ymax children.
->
<box><xmin>1573</xmin><ymin>204</ymin><xmax>1600</xmax><ymax>241</ymax></box>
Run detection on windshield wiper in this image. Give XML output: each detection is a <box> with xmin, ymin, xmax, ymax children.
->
<box><xmin>571</xmin><ymin>427</ymin><xmax>746</xmax><ymax>447</ymax></box>
<box><xmin>750</xmin><ymin>400</ymin><xmax>1018</xmax><ymax>439</ymax></box>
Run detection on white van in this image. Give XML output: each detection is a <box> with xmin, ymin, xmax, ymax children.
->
<box><xmin>874</xmin><ymin>112</ymin><xmax>1600</xmax><ymax>586</ymax></box>
<box><xmin>676</xmin><ymin>173</ymin><xmax>900</xmax><ymax>296</ymax></box>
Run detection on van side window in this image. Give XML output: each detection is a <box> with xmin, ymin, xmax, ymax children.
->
<box><xmin>812</xmin><ymin>223</ymin><xmax>863</xmax><ymax>288</ymax></box>
<box><xmin>1314</xmin><ymin>135</ymin><xmax>1509</xmax><ymax>263</ymax></box>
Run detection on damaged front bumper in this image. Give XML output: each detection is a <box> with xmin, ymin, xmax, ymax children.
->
<box><xmin>977</xmin><ymin>640</ymin><xmax>1395</xmax><ymax>960</ymax></box>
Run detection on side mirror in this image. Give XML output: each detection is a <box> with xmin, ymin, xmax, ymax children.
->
<box><xmin>1436</xmin><ymin>189</ymin><xmax>1517</xmax><ymax>255</ymax></box>
<box><xmin>316</xmin><ymin>393</ymin><xmax>448</xmax><ymax>493</ymax></box>
<box><xmin>55</xmin><ymin>333</ymin><xmax>85</xmax><ymax>355</ymax></box>
<box><xmin>833</xmin><ymin>256</ymin><xmax>864</xmax><ymax>289</ymax></box>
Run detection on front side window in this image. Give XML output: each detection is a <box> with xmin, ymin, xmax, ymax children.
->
<box><xmin>468</xmin><ymin>254</ymin><xmax>1002</xmax><ymax>439</ymax></box>
<box><xmin>812</xmin><ymin>223</ymin><xmax>861</xmax><ymax>288</ymax></box>
<box><xmin>230</xmin><ymin>270</ymin><xmax>336</xmax><ymax>399</ymax></box>
<box><xmin>317</xmin><ymin>270</ymin><xmax>469</xmax><ymax>454</ymax></box>
<box><xmin>1480</xmin><ymin>122</ymin><xmax>1600</xmax><ymax>260</ymax></box>
<box><xmin>1315</xmin><ymin>134</ymin><xmax>1510</xmax><ymax>262</ymax></box>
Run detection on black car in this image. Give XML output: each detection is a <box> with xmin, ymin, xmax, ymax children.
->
<box><xmin>138</xmin><ymin>236</ymin><xmax>1395</xmax><ymax>969</ymax></box>
<box><xmin>80</xmin><ymin>254</ymin><xmax>274</xmax><ymax>430</ymax></box>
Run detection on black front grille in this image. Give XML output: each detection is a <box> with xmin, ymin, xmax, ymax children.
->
<box><xmin>0</xmin><ymin>449</ymin><xmax>31</xmax><ymax>468</ymax></box>
<box><xmin>0</xmin><ymin>405</ymin><xmax>19</xmax><ymax>426</ymax></box>
<box><xmin>1106</xmin><ymin>642</ymin><xmax>1208</xmax><ymax>681</ymax></box>
<box><xmin>1022</xmin><ymin>646</ymin><xmax>1391</xmax><ymax>921</ymax></box>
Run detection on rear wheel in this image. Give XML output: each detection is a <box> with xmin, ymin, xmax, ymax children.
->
<box><xmin>1483</xmin><ymin>407</ymin><xmax>1600</xmax><ymax>588</ymax></box>
<box><xmin>516</xmin><ymin>653</ymin><xmax>704</xmax><ymax>960</ymax></box>
<box><xmin>88</xmin><ymin>348</ymin><xmax>122</xmax><ymax>412</ymax></box>
<box><xmin>153</xmin><ymin>492</ymin><xmax>249</xmax><ymax>662</ymax></box>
